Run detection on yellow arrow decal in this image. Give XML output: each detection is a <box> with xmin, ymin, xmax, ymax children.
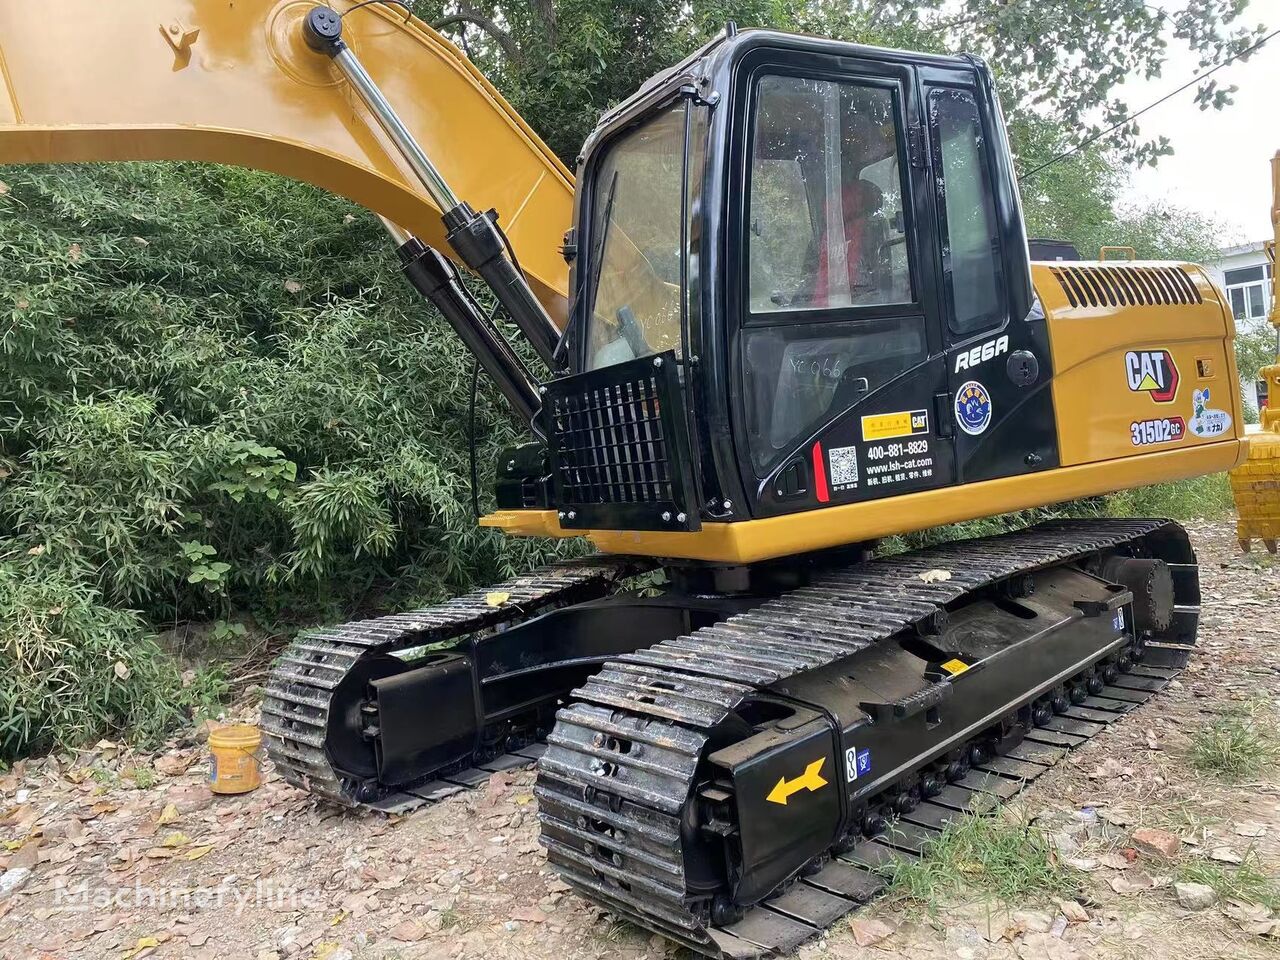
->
<box><xmin>766</xmin><ymin>757</ymin><xmax>828</xmax><ymax>805</ymax></box>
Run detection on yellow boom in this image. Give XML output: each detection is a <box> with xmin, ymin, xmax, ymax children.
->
<box><xmin>0</xmin><ymin>0</ymin><xmax>573</xmax><ymax>322</ymax></box>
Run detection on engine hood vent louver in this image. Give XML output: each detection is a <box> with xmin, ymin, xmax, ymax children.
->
<box><xmin>1049</xmin><ymin>264</ymin><xmax>1203</xmax><ymax>309</ymax></box>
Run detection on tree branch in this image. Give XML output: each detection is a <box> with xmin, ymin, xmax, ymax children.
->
<box><xmin>432</xmin><ymin>9</ymin><xmax>522</xmax><ymax>63</ymax></box>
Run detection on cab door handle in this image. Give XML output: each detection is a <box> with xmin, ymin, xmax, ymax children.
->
<box><xmin>934</xmin><ymin>392</ymin><xmax>953</xmax><ymax>438</ymax></box>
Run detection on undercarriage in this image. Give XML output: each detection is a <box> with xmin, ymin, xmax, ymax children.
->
<box><xmin>263</xmin><ymin>517</ymin><xmax>1197</xmax><ymax>956</ymax></box>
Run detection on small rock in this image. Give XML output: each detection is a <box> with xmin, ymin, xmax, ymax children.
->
<box><xmin>1100</xmin><ymin>808</ymin><xmax>1131</xmax><ymax>827</ymax></box>
<box><xmin>849</xmin><ymin>917</ymin><xmax>895</xmax><ymax>947</ymax></box>
<box><xmin>155</xmin><ymin>752</ymin><xmax>194</xmax><ymax>777</ymax></box>
<box><xmin>1109</xmin><ymin>871</ymin><xmax>1154</xmax><ymax>895</ymax></box>
<box><xmin>1173</xmin><ymin>882</ymin><xmax>1217</xmax><ymax>911</ymax></box>
<box><xmin>167</xmin><ymin>784</ymin><xmax>214</xmax><ymax>814</ymax></box>
<box><xmin>1050</xmin><ymin>831</ymin><xmax>1080</xmax><ymax>855</ymax></box>
<box><xmin>1098</xmin><ymin>851</ymin><xmax>1134</xmax><ymax>870</ymax></box>
<box><xmin>1012</xmin><ymin>910</ymin><xmax>1054</xmax><ymax>934</ymax></box>
<box><xmin>1088</xmin><ymin>758</ymin><xmax>1126</xmax><ymax>780</ymax></box>
<box><xmin>0</xmin><ymin>868</ymin><xmax>32</xmax><ymax>898</ymax></box>
<box><xmin>1209</xmin><ymin>846</ymin><xmax>1243</xmax><ymax>864</ymax></box>
<box><xmin>193</xmin><ymin>720</ymin><xmax>222</xmax><ymax>744</ymax></box>
<box><xmin>387</xmin><ymin>920</ymin><xmax>428</xmax><ymax>942</ymax></box>
<box><xmin>1056</xmin><ymin>899</ymin><xmax>1089</xmax><ymax>924</ymax></box>
<box><xmin>1234</xmin><ymin>822</ymin><xmax>1267</xmax><ymax>838</ymax></box>
<box><xmin>1131</xmin><ymin>827</ymin><xmax>1180</xmax><ymax>859</ymax></box>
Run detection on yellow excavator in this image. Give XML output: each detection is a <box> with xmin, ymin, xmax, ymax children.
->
<box><xmin>1229</xmin><ymin>152</ymin><xmax>1280</xmax><ymax>550</ymax></box>
<box><xmin>0</xmin><ymin>3</ymin><xmax>1250</xmax><ymax>955</ymax></box>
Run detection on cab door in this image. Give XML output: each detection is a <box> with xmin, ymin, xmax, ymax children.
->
<box><xmin>922</xmin><ymin>68</ymin><xmax>1058</xmax><ymax>482</ymax></box>
<box><xmin>728</xmin><ymin>46</ymin><xmax>957</xmax><ymax>519</ymax></box>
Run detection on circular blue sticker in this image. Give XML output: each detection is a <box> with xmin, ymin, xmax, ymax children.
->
<box><xmin>954</xmin><ymin>380</ymin><xmax>992</xmax><ymax>436</ymax></box>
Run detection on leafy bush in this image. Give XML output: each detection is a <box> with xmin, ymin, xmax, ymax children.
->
<box><xmin>0</xmin><ymin>163</ymin><xmax>566</xmax><ymax>607</ymax></box>
<box><xmin>0</xmin><ymin>162</ymin><xmax>572</xmax><ymax>757</ymax></box>
<box><xmin>0</xmin><ymin>555</ymin><xmax>185</xmax><ymax>757</ymax></box>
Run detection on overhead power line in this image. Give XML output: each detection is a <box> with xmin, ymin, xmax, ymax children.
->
<box><xmin>1020</xmin><ymin>25</ymin><xmax>1280</xmax><ymax>181</ymax></box>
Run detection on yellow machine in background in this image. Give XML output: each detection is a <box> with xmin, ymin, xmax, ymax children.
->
<box><xmin>1230</xmin><ymin>151</ymin><xmax>1280</xmax><ymax>550</ymax></box>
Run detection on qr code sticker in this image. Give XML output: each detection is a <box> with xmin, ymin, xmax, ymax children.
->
<box><xmin>828</xmin><ymin>445</ymin><xmax>858</xmax><ymax>488</ymax></box>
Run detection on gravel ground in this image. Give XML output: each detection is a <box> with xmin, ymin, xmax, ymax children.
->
<box><xmin>1</xmin><ymin>518</ymin><xmax>1277</xmax><ymax>960</ymax></box>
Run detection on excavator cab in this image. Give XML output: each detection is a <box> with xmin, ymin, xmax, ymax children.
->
<box><xmin>523</xmin><ymin>31</ymin><xmax>1049</xmax><ymax>540</ymax></box>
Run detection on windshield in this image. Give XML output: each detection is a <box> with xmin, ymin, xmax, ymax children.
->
<box><xmin>584</xmin><ymin>102</ymin><xmax>696</xmax><ymax>371</ymax></box>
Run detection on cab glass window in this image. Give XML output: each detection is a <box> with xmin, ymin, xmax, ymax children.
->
<box><xmin>928</xmin><ymin>88</ymin><xmax>1004</xmax><ymax>334</ymax></box>
<box><xmin>748</xmin><ymin>75</ymin><xmax>912</xmax><ymax>313</ymax></box>
<box><xmin>584</xmin><ymin>103</ymin><xmax>691</xmax><ymax>370</ymax></box>
<box><xmin>744</xmin><ymin>316</ymin><xmax>927</xmax><ymax>472</ymax></box>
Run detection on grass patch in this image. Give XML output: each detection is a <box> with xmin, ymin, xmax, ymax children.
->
<box><xmin>437</xmin><ymin>908</ymin><xmax>480</xmax><ymax>932</ymax></box>
<box><xmin>124</xmin><ymin>766</ymin><xmax>158</xmax><ymax>789</ymax></box>
<box><xmin>1190</xmin><ymin>701</ymin><xmax>1278</xmax><ymax>782</ymax></box>
<box><xmin>1178</xmin><ymin>855</ymin><xmax>1280</xmax><ymax>910</ymax></box>
<box><xmin>593</xmin><ymin>918</ymin><xmax>645</xmax><ymax>945</ymax></box>
<box><xmin>1105</xmin><ymin>473</ymin><xmax>1234</xmax><ymax>521</ymax></box>
<box><xmin>887</xmin><ymin>811</ymin><xmax>1078</xmax><ymax>904</ymax></box>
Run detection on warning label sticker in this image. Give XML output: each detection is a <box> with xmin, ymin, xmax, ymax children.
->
<box><xmin>861</xmin><ymin>409</ymin><xmax>929</xmax><ymax>442</ymax></box>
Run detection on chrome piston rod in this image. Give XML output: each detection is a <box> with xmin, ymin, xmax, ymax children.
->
<box><xmin>302</xmin><ymin>4</ymin><xmax>562</xmax><ymax>369</ymax></box>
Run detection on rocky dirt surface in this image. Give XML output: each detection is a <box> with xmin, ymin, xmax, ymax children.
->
<box><xmin>1</xmin><ymin>519</ymin><xmax>1278</xmax><ymax>960</ymax></box>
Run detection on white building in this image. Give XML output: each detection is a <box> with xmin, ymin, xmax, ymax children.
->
<box><xmin>1204</xmin><ymin>241</ymin><xmax>1274</xmax><ymax>322</ymax></box>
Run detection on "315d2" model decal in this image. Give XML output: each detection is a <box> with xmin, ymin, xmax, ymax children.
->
<box><xmin>1130</xmin><ymin>416</ymin><xmax>1185</xmax><ymax>446</ymax></box>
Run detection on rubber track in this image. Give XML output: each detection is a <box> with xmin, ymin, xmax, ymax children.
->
<box><xmin>535</xmin><ymin>519</ymin><xmax>1198</xmax><ymax>957</ymax></box>
<box><xmin>262</xmin><ymin>555</ymin><xmax>644</xmax><ymax>809</ymax></box>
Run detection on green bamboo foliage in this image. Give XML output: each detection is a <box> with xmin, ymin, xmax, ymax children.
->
<box><xmin>0</xmin><ymin>162</ymin><xmax>574</xmax><ymax>758</ymax></box>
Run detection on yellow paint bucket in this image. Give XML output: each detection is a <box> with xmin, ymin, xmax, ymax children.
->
<box><xmin>207</xmin><ymin>724</ymin><xmax>263</xmax><ymax>794</ymax></box>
